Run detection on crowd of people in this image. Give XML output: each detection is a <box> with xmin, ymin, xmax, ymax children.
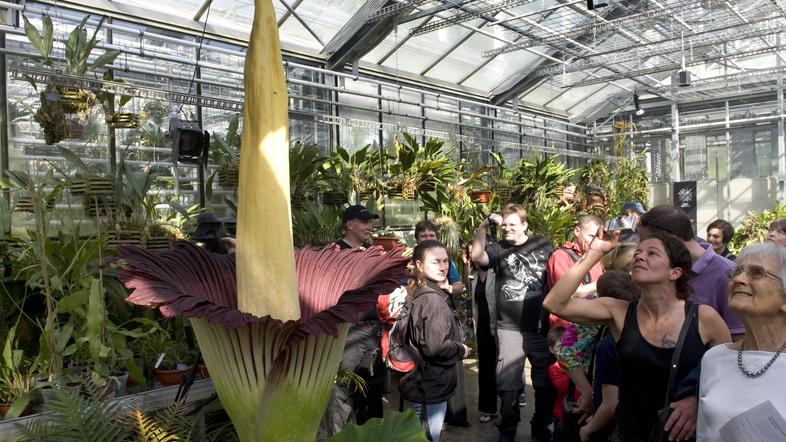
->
<box><xmin>310</xmin><ymin>202</ymin><xmax>786</xmax><ymax>442</ymax></box>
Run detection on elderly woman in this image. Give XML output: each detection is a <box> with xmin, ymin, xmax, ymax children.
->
<box><xmin>767</xmin><ymin>218</ymin><xmax>786</xmax><ymax>247</ymax></box>
<box><xmin>544</xmin><ymin>230</ymin><xmax>731</xmax><ymax>442</ymax></box>
<box><xmin>706</xmin><ymin>219</ymin><xmax>735</xmax><ymax>260</ymax></box>
<box><xmin>697</xmin><ymin>242</ymin><xmax>786</xmax><ymax>440</ymax></box>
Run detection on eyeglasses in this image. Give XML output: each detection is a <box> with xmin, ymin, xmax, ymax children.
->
<box><xmin>726</xmin><ymin>265</ymin><xmax>783</xmax><ymax>283</ymax></box>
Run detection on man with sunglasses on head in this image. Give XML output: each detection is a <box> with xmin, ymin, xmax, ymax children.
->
<box><xmin>638</xmin><ymin>205</ymin><xmax>742</xmax><ymax>341</ymax></box>
<box><xmin>472</xmin><ymin>204</ymin><xmax>555</xmax><ymax>442</ymax></box>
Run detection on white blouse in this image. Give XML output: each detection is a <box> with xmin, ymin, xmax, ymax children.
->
<box><xmin>697</xmin><ymin>344</ymin><xmax>786</xmax><ymax>441</ymax></box>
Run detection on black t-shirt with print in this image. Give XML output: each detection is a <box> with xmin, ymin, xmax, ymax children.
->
<box><xmin>486</xmin><ymin>237</ymin><xmax>552</xmax><ymax>332</ymax></box>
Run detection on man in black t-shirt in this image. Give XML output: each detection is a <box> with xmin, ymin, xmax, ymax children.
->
<box><xmin>319</xmin><ymin>205</ymin><xmax>383</xmax><ymax>438</ymax></box>
<box><xmin>471</xmin><ymin>204</ymin><xmax>555</xmax><ymax>442</ymax></box>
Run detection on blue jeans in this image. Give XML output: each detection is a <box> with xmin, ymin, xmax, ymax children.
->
<box><xmin>409</xmin><ymin>400</ymin><xmax>448</xmax><ymax>442</ymax></box>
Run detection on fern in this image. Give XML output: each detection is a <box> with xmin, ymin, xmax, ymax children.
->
<box><xmin>19</xmin><ymin>385</ymin><xmax>237</xmax><ymax>442</ymax></box>
<box><xmin>19</xmin><ymin>387</ymin><xmax>129</xmax><ymax>441</ymax></box>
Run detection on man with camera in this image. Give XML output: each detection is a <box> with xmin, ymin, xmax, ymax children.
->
<box><xmin>471</xmin><ymin>204</ymin><xmax>555</xmax><ymax>442</ymax></box>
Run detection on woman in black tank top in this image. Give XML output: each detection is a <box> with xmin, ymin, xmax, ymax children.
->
<box><xmin>543</xmin><ymin>230</ymin><xmax>731</xmax><ymax>442</ymax></box>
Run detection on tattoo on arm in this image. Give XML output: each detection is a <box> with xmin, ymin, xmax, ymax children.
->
<box><xmin>661</xmin><ymin>333</ymin><xmax>676</xmax><ymax>348</ymax></box>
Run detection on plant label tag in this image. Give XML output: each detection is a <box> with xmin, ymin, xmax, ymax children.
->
<box><xmin>155</xmin><ymin>352</ymin><xmax>166</xmax><ymax>369</ymax></box>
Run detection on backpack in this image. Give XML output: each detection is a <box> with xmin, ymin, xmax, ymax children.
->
<box><xmin>377</xmin><ymin>286</ymin><xmax>417</xmax><ymax>373</ymax></box>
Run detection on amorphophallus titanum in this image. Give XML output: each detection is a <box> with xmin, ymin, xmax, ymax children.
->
<box><xmin>110</xmin><ymin>0</ymin><xmax>410</xmax><ymax>440</ymax></box>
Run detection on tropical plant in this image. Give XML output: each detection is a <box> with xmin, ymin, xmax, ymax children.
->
<box><xmin>289</xmin><ymin>141</ymin><xmax>324</xmax><ymax>207</ymax></box>
<box><xmin>0</xmin><ymin>170</ymin><xmax>66</xmax><ymax>380</ymax></box>
<box><xmin>326</xmin><ymin>410</ymin><xmax>428</xmax><ymax>442</ymax></box>
<box><xmin>729</xmin><ymin>202</ymin><xmax>786</xmax><ymax>253</ymax></box>
<box><xmin>386</xmin><ymin>134</ymin><xmax>456</xmax><ymax>201</ymax></box>
<box><xmin>515</xmin><ymin>155</ymin><xmax>577</xmax><ymax>208</ymax></box>
<box><xmin>111</xmin><ymin>3</ymin><xmax>410</xmax><ymax>441</ymax></box>
<box><xmin>211</xmin><ymin>114</ymin><xmax>242</xmax><ymax>169</ymax></box>
<box><xmin>608</xmin><ymin>154</ymin><xmax>650</xmax><ymax>216</ymax></box>
<box><xmin>0</xmin><ymin>327</ymin><xmax>38</xmax><ymax>418</ymax></box>
<box><xmin>292</xmin><ymin>201</ymin><xmax>345</xmax><ymax>247</ymax></box>
<box><xmin>19</xmin><ymin>384</ymin><xmax>236</xmax><ymax>441</ymax></box>
<box><xmin>19</xmin><ymin>14</ymin><xmax>121</xmax><ymax>144</ymax></box>
<box><xmin>488</xmin><ymin>151</ymin><xmax>519</xmax><ymax>205</ymax></box>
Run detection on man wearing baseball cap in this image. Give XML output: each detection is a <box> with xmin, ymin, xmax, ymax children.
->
<box><xmin>319</xmin><ymin>204</ymin><xmax>383</xmax><ymax>438</ymax></box>
<box><xmin>337</xmin><ymin>204</ymin><xmax>379</xmax><ymax>250</ymax></box>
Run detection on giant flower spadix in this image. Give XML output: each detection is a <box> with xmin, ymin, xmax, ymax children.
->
<box><xmin>111</xmin><ymin>0</ymin><xmax>410</xmax><ymax>440</ymax></box>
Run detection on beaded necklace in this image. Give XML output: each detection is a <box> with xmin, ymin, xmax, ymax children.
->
<box><xmin>737</xmin><ymin>338</ymin><xmax>786</xmax><ymax>378</ymax></box>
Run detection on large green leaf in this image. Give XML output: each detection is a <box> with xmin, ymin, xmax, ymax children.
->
<box><xmin>327</xmin><ymin>410</ymin><xmax>428</xmax><ymax>442</ymax></box>
<box><xmin>5</xmin><ymin>390</ymin><xmax>37</xmax><ymax>419</ymax></box>
<box><xmin>86</xmin><ymin>278</ymin><xmax>104</xmax><ymax>360</ymax></box>
<box><xmin>22</xmin><ymin>15</ymin><xmax>48</xmax><ymax>58</ymax></box>
<box><xmin>90</xmin><ymin>49</ymin><xmax>121</xmax><ymax>72</ymax></box>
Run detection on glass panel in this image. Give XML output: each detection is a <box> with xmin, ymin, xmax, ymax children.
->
<box><xmin>706</xmin><ymin>133</ymin><xmax>728</xmax><ymax>181</ymax></box>
<box><xmin>291</xmin><ymin>0</ymin><xmax>368</xmax><ymax>44</ymax></box>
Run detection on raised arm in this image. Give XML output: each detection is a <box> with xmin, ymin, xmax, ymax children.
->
<box><xmin>471</xmin><ymin>213</ymin><xmax>501</xmax><ymax>267</ymax></box>
<box><xmin>698</xmin><ymin>305</ymin><xmax>732</xmax><ymax>346</ymax></box>
<box><xmin>543</xmin><ymin>230</ymin><xmax>626</xmax><ymax>328</ymax></box>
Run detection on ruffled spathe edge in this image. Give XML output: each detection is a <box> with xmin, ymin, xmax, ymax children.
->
<box><xmin>109</xmin><ymin>240</ymin><xmax>409</xmax><ymax>343</ymax></box>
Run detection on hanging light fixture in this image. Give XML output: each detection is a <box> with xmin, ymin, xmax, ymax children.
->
<box><xmin>634</xmin><ymin>92</ymin><xmax>645</xmax><ymax>116</ymax></box>
<box><xmin>587</xmin><ymin>0</ymin><xmax>609</xmax><ymax>10</ymax></box>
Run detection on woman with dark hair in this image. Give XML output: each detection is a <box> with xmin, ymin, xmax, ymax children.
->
<box><xmin>767</xmin><ymin>218</ymin><xmax>786</xmax><ymax>247</ymax></box>
<box><xmin>706</xmin><ymin>219</ymin><xmax>735</xmax><ymax>260</ymax></box>
<box><xmin>399</xmin><ymin>240</ymin><xmax>470</xmax><ymax>442</ymax></box>
<box><xmin>544</xmin><ymin>230</ymin><xmax>731</xmax><ymax>442</ymax></box>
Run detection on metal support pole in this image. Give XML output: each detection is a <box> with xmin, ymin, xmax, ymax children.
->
<box><xmin>671</xmin><ymin>102</ymin><xmax>681</xmax><ymax>182</ymax></box>
<box><xmin>0</xmin><ymin>30</ymin><xmax>8</xmax><ymax>177</ymax></box>
<box><xmin>777</xmin><ymin>33</ymin><xmax>785</xmax><ymax>201</ymax></box>
<box><xmin>724</xmin><ymin>100</ymin><xmax>730</xmax><ymax>220</ymax></box>
<box><xmin>106</xmin><ymin>20</ymin><xmax>117</xmax><ymax>176</ymax></box>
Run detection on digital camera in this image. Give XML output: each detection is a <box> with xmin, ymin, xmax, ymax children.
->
<box><xmin>607</xmin><ymin>215</ymin><xmax>637</xmax><ymax>232</ymax></box>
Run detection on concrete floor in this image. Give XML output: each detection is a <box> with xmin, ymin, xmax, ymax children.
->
<box><xmin>384</xmin><ymin>358</ymin><xmax>536</xmax><ymax>442</ymax></box>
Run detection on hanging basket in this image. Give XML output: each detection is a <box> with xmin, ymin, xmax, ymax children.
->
<box><xmin>58</xmin><ymin>87</ymin><xmax>95</xmax><ymax>115</ymax></box>
<box><xmin>218</xmin><ymin>164</ymin><xmax>239</xmax><ymax>187</ymax></box>
<box><xmin>107</xmin><ymin>112</ymin><xmax>140</xmax><ymax>129</ymax></box>
<box><xmin>85</xmin><ymin>195</ymin><xmax>116</xmax><ymax>218</ymax></box>
<box><xmin>71</xmin><ymin>176</ymin><xmax>114</xmax><ymax>196</ymax></box>
<box><xmin>470</xmin><ymin>190</ymin><xmax>493</xmax><ymax>204</ymax></box>
<box><xmin>322</xmin><ymin>190</ymin><xmax>349</xmax><ymax>205</ymax></box>
<box><xmin>106</xmin><ymin>229</ymin><xmax>143</xmax><ymax>249</ymax></box>
<box><xmin>13</xmin><ymin>195</ymin><xmax>55</xmax><ymax>212</ymax></box>
<box><xmin>144</xmin><ymin>236</ymin><xmax>172</xmax><ymax>251</ymax></box>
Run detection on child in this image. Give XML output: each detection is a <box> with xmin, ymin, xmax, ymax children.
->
<box><xmin>547</xmin><ymin>326</ymin><xmax>577</xmax><ymax>442</ymax></box>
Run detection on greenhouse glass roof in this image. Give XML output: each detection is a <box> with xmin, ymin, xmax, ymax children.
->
<box><xmin>74</xmin><ymin>0</ymin><xmax>786</xmax><ymax>121</ymax></box>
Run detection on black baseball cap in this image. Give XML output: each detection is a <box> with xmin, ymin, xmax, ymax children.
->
<box><xmin>192</xmin><ymin>211</ymin><xmax>224</xmax><ymax>241</ymax></box>
<box><xmin>341</xmin><ymin>205</ymin><xmax>379</xmax><ymax>223</ymax></box>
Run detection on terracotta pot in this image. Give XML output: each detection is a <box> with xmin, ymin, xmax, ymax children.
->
<box><xmin>154</xmin><ymin>366</ymin><xmax>191</xmax><ymax>386</ymax></box>
<box><xmin>373</xmin><ymin>236</ymin><xmax>398</xmax><ymax>251</ymax></box>
<box><xmin>470</xmin><ymin>190</ymin><xmax>492</xmax><ymax>203</ymax></box>
<box><xmin>198</xmin><ymin>363</ymin><xmax>210</xmax><ymax>379</ymax></box>
<box><xmin>0</xmin><ymin>400</ymin><xmax>33</xmax><ymax>418</ymax></box>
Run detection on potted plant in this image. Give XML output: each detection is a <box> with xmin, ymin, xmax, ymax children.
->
<box><xmin>372</xmin><ymin>227</ymin><xmax>399</xmax><ymax>251</ymax></box>
<box><xmin>133</xmin><ymin>326</ymin><xmax>195</xmax><ymax>386</ymax></box>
